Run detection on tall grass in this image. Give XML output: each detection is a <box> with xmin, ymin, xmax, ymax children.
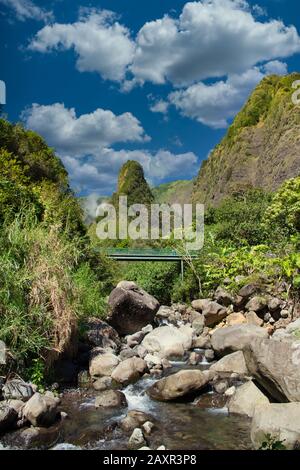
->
<box><xmin>0</xmin><ymin>211</ymin><xmax>114</xmax><ymax>374</ymax></box>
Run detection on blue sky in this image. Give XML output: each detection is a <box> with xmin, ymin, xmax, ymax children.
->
<box><xmin>0</xmin><ymin>0</ymin><xmax>300</xmax><ymax>196</ymax></box>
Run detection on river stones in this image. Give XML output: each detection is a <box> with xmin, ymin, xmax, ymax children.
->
<box><xmin>128</xmin><ymin>428</ymin><xmax>146</xmax><ymax>449</ymax></box>
<box><xmin>211</xmin><ymin>324</ymin><xmax>268</xmax><ymax>356</ymax></box>
<box><xmin>147</xmin><ymin>369</ymin><xmax>212</xmax><ymax>401</ymax></box>
<box><xmin>2</xmin><ymin>380</ymin><xmax>34</xmax><ymax>401</ymax></box>
<box><xmin>120</xmin><ymin>410</ymin><xmax>152</xmax><ymax>432</ymax></box>
<box><xmin>227</xmin><ymin>381</ymin><xmax>269</xmax><ymax>418</ymax></box>
<box><xmin>82</xmin><ymin>318</ymin><xmax>120</xmax><ymax>351</ymax></box>
<box><xmin>243</xmin><ymin>336</ymin><xmax>300</xmax><ymax>402</ymax></box>
<box><xmin>142</xmin><ymin>325</ymin><xmax>193</xmax><ymax>359</ymax></box>
<box><xmin>23</xmin><ymin>392</ymin><xmax>60</xmax><ymax>427</ymax></box>
<box><xmin>111</xmin><ymin>357</ymin><xmax>147</xmax><ymax>385</ymax></box>
<box><xmin>95</xmin><ymin>390</ymin><xmax>127</xmax><ymax>408</ymax></box>
<box><xmin>0</xmin><ymin>403</ymin><xmax>17</xmax><ymax>433</ymax></box>
<box><xmin>89</xmin><ymin>349</ymin><xmax>120</xmax><ymax>378</ymax></box>
<box><xmin>108</xmin><ymin>281</ymin><xmax>160</xmax><ymax>335</ymax></box>
<box><xmin>210</xmin><ymin>351</ymin><xmax>248</xmax><ymax>375</ymax></box>
<box><xmin>251</xmin><ymin>403</ymin><xmax>300</xmax><ymax>449</ymax></box>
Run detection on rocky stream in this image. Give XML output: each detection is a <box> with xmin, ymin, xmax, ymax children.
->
<box><xmin>1</xmin><ymin>280</ymin><xmax>300</xmax><ymax>450</ymax></box>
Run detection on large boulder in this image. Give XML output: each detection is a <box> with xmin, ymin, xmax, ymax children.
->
<box><xmin>214</xmin><ymin>287</ymin><xmax>234</xmax><ymax>307</ymax></box>
<box><xmin>89</xmin><ymin>349</ymin><xmax>120</xmax><ymax>378</ymax></box>
<box><xmin>244</xmin><ymin>336</ymin><xmax>300</xmax><ymax>402</ymax></box>
<box><xmin>211</xmin><ymin>324</ymin><xmax>268</xmax><ymax>357</ymax></box>
<box><xmin>2</xmin><ymin>380</ymin><xmax>34</xmax><ymax>401</ymax></box>
<box><xmin>0</xmin><ymin>403</ymin><xmax>17</xmax><ymax>433</ymax></box>
<box><xmin>95</xmin><ymin>390</ymin><xmax>127</xmax><ymax>408</ymax></box>
<box><xmin>245</xmin><ymin>296</ymin><xmax>267</xmax><ymax>313</ymax></box>
<box><xmin>251</xmin><ymin>403</ymin><xmax>300</xmax><ymax>450</ymax></box>
<box><xmin>111</xmin><ymin>357</ymin><xmax>147</xmax><ymax>385</ymax></box>
<box><xmin>108</xmin><ymin>281</ymin><xmax>160</xmax><ymax>335</ymax></box>
<box><xmin>23</xmin><ymin>392</ymin><xmax>60</xmax><ymax>427</ymax></box>
<box><xmin>210</xmin><ymin>351</ymin><xmax>248</xmax><ymax>375</ymax></box>
<box><xmin>82</xmin><ymin>318</ymin><xmax>120</xmax><ymax>351</ymax></box>
<box><xmin>228</xmin><ymin>381</ymin><xmax>269</xmax><ymax>418</ymax></box>
<box><xmin>147</xmin><ymin>369</ymin><xmax>211</xmax><ymax>401</ymax></box>
<box><xmin>192</xmin><ymin>300</ymin><xmax>227</xmax><ymax>327</ymax></box>
<box><xmin>142</xmin><ymin>325</ymin><xmax>193</xmax><ymax>359</ymax></box>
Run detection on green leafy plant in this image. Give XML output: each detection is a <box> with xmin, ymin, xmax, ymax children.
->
<box><xmin>259</xmin><ymin>434</ymin><xmax>286</xmax><ymax>450</ymax></box>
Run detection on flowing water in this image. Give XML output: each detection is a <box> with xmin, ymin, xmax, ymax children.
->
<box><xmin>0</xmin><ymin>353</ymin><xmax>253</xmax><ymax>450</ymax></box>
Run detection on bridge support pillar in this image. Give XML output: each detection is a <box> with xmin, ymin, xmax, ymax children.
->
<box><xmin>181</xmin><ymin>259</ymin><xmax>184</xmax><ymax>281</ymax></box>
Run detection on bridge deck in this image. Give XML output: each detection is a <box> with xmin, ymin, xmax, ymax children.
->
<box><xmin>102</xmin><ymin>248</ymin><xmax>198</xmax><ymax>261</ymax></box>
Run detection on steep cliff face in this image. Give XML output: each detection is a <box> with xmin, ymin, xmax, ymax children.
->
<box><xmin>192</xmin><ymin>73</ymin><xmax>300</xmax><ymax>206</ymax></box>
<box><xmin>152</xmin><ymin>179</ymin><xmax>194</xmax><ymax>205</ymax></box>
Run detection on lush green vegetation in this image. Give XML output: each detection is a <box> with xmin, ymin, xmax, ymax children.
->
<box><xmin>115</xmin><ymin>182</ymin><xmax>300</xmax><ymax>305</ymax></box>
<box><xmin>0</xmin><ymin>119</ymin><xmax>118</xmax><ymax>377</ymax></box>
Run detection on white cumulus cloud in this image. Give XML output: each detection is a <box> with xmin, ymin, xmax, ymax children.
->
<box><xmin>0</xmin><ymin>0</ymin><xmax>53</xmax><ymax>22</ymax></box>
<box><xmin>22</xmin><ymin>103</ymin><xmax>149</xmax><ymax>155</ymax></box>
<box><xmin>28</xmin><ymin>9</ymin><xmax>135</xmax><ymax>81</ymax></box>
<box><xmin>131</xmin><ymin>0</ymin><xmax>300</xmax><ymax>86</ymax></box>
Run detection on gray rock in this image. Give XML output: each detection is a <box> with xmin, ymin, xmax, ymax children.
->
<box><xmin>280</xmin><ymin>309</ymin><xmax>289</xmax><ymax>319</ymax></box>
<box><xmin>92</xmin><ymin>376</ymin><xmax>112</xmax><ymax>391</ymax></box>
<box><xmin>120</xmin><ymin>410</ymin><xmax>151</xmax><ymax>432</ymax></box>
<box><xmin>108</xmin><ymin>281</ymin><xmax>160</xmax><ymax>335</ymax></box>
<box><xmin>82</xmin><ymin>318</ymin><xmax>120</xmax><ymax>350</ymax></box>
<box><xmin>210</xmin><ymin>351</ymin><xmax>248</xmax><ymax>375</ymax></box>
<box><xmin>225</xmin><ymin>386</ymin><xmax>236</xmax><ymax>397</ymax></box>
<box><xmin>147</xmin><ymin>369</ymin><xmax>212</xmax><ymax>401</ymax></box>
<box><xmin>202</xmin><ymin>301</ymin><xmax>228</xmax><ymax>327</ymax></box>
<box><xmin>228</xmin><ymin>381</ymin><xmax>269</xmax><ymax>418</ymax></box>
<box><xmin>214</xmin><ymin>381</ymin><xmax>228</xmax><ymax>394</ymax></box>
<box><xmin>142</xmin><ymin>421</ymin><xmax>154</xmax><ymax>435</ymax></box>
<box><xmin>245</xmin><ymin>311</ymin><xmax>264</xmax><ymax>327</ymax></box>
<box><xmin>204</xmin><ymin>349</ymin><xmax>215</xmax><ymax>362</ymax></box>
<box><xmin>119</xmin><ymin>348</ymin><xmax>137</xmax><ymax>360</ymax></box>
<box><xmin>238</xmin><ymin>284</ymin><xmax>258</xmax><ymax>299</ymax></box>
<box><xmin>268</xmin><ymin>297</ymin><xmax>283</xmax><ymax>312</ymax></box>
<box><xmin>192</xmin><ymin>335</ymin><xmax>211</xmax><ymax>349</ymax></box>
<box><xmin>142</xmin><ymin>325</ymin><xmax>193</xmax><ymax>359</ymax></box>
<box><xmin>126</xmin><ymin>331</ymin><xmax>146</xmax><ymax>347</ymax></box>
<box><xmin>244</xmin><ymin>336</ymin><xmax>300</xmax><ymax>402</ymax></box>
<box><xmin>191</xmin><ymin>299</ymin><xmax>211</xmax><ymax>312</ymax></box>
<box><xmin>3</xmin><ymin>380</ymin><xmax>34</xmax><ymax>401</ymax></box>
<box><xmin>245</xmin><ymin>296</ymin><xmax>267</xmax><ymax>313</ymax></box>
<box><xmin>0</xmin><ymin>403</ymin><xmax>17</xmax><ymax>433</ymax></box>
<box><xmin>95</xmin><ymin>390</ymin><xmax>127</xmax><ymax>408</ymax></box>
<box><xmin>251</xmin><ymin>403</ymin><xmax>300</xmax><ymax>450</ymax></box>
<box><xmin>211</xmin><ymin>324</ymin><xmax>268</xmax><ymax>356</ymax></box>
<box><xmin>191</xmin><ymin>314</ymin><xmax>205</xmax><ymax>335</ymax></box>
<box><xmin>14</xmin><ymin>425</ymin><xmax>60</xmax><ymax>449</ymax></box>
<box><xmin>214</xmin><ymin>287</ymin><xmax>234</xmax><ymax>307</ymax></box>
<box><xmin>23</xmin><ymin>392</ymin><xmax>60</xmax><ymax>427</ymax></box>
<box><xmin>134</xmin><ymin>345</ymin><xmax>148</xmax><ymax>359</ymax></box>
<box><xmin>89</xmin><ymin>349</ymin><xmax>120</xmax><ymax>378</ymax></box>
<box><xmin>111</xmin><ymin>357</ymin><xmax>147</xmax><ymax>385</ymax></box>
<box><xmin>128</xmin><ymin>428</ymin><xmax>146</xmax><ymax>449</ymax></box>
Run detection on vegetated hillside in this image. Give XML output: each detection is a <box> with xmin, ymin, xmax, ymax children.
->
<box><xmin>112</xmin><ymin>160</ymin><xmax>154</xmax><ymax>208</ymax></box>
<box><xmin>192</xmin><ymin>73</ymin><xmax>300</xmax><ymax>206</ymax></box>
<box><xmin>152</xmin><ymin>179</ymin><xmax>194</xmax><ymax>205</ymax></box>
<box><xmin>0</xmin><ymin>119</ymin><xmax>117</xmax><ymax>375</ymax></box>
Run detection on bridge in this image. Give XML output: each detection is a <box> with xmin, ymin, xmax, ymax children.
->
<box><xmin>101</xmin><ymin>248</ymin><xmax>199</xmax><ymax>280</ymax></box>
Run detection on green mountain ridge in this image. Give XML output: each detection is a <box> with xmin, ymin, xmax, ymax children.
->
<box><xmin>192</xmin><ymin>73</ymin><xmax>300</xmax><ymax>205</ymax></box>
